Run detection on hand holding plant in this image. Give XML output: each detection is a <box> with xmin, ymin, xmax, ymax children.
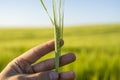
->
<box><xmin>0</xmin><ymin>40</ymin><xmax>76</xmax><ymax>80</ymax></box>
<box><xmin>0</xmin><ymin>1</ymin><xmax>76</xmax><ymax>80</ymax></box>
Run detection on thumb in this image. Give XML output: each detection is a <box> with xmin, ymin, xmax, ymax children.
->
<box><xmin>27</xmin><ymin>71</ymin><xmax>59</xmax><ymax>80</ymax></box>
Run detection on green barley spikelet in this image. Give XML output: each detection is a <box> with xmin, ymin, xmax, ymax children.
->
<box><xmin>40</xmin><ymin>0</ymin><xmax>65</xmax><ymax>72</ymax></box>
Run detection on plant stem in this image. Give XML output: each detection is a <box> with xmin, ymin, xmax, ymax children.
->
<box><xmin>52</xmin><ymin>0</ymin><xmax>61</xmax><ymax>72</ymax></box>
<box><xmin>40</xmin><ymin>0</ymin><xmax>64</xmax><ymax>72</ymax></box>
<box><xmin>54</xmin><ymin>26</ymin><xmax>61</xmax><ymax>72</ymax></box>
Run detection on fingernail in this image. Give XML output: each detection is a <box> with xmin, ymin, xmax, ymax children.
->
<box><xmin>49</xmin><ymin>72</ymin><xmax>58</xmax><ymax>80</ymax></box>
<box><xmin>60</xmin><ymin>39</ymin><xmax>64</xmax><ymax>45</ymax></box>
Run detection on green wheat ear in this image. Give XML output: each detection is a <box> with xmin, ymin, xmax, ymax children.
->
<box><xmin>40</xmin><ymin>0</ymin><xmax>65</xmax><ymax>72</ymax></box>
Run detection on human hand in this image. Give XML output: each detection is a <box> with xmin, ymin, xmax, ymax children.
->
<box><xmin>0</xmin><ymin>40</ymin><xmax>76</xmax><ymax>80</ymax></box>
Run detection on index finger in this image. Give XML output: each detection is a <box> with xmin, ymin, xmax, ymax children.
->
<box><xmin>18</xmin><ymin>40</ymin><xmax>64</xmax><ymax>64</ymax></box>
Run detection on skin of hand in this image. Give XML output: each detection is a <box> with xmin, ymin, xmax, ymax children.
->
<box><xmin>0</xmin><ymin>40</ymin><xmax>76</xmax><ymax>80</ymax></box>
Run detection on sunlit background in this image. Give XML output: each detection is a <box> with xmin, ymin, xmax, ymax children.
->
<box><xmin>0</xmin><ymin>0</ymin><xmax>120</xmax><ymax>27</ymax></box>
<box><xmin>0</xmin><ymin>0</ymin><xmax>120</xmax><ymax>80</ymax></box>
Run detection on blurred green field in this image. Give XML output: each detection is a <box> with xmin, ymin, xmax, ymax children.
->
<box><xmin>0</xmin><ymin>24</ymin><xmax>120</xmax><ymax>80</ymax></box>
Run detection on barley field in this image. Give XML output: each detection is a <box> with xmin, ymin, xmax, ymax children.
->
<box><xmin>0</xmin><ymin>24</ymin><xmax>120</xmax><ymax>80</ymax></box>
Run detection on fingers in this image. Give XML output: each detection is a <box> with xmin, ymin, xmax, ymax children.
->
<box><xmin>32</xmin><ymin>53</ymin><xmax>76</xmax><ymax>72</ymax></box>
<box><xmin>27</xmin><ymin>71</ymin><xmax>75</xmax><ymax>80</ymax></box>
<box><xmin>9</xmin><ymin>71</ymin><xmax>75</xmax><ymax>80</ymax></box>
<box><xmin>27</xmin><ymin>71</ymin><xmax>59</xmax><ymax>80</ymax></box>
<box><xmin>18</xmin><ymin>40</ymin><xmax>64</xmax><ymax>64</ymax></box>
<box><xmin>59</xmin><ymin>71</ymin><xmax>76</xmax><ymax>80</ymax></box>
<box><xmin>7</xmin><ymin>71</ymin><xmax>58</xmax><ymax>80</ymax></box>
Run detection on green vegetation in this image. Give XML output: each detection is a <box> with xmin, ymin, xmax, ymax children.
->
<box><xmin>40</xmin><ymin>0</ymin><xmax>65</xmax><ymax>72</ymax></box>
<box><xmin>0</xmin><ymin>24</ymin><xmax>120</xmax><ymax>80</ymax></box>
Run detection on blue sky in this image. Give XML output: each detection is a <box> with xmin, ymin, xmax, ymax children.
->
<box><xmin>0</xmin><ymin>0</ymin><xmax>120</xmax><ymax>27</ymax></box>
